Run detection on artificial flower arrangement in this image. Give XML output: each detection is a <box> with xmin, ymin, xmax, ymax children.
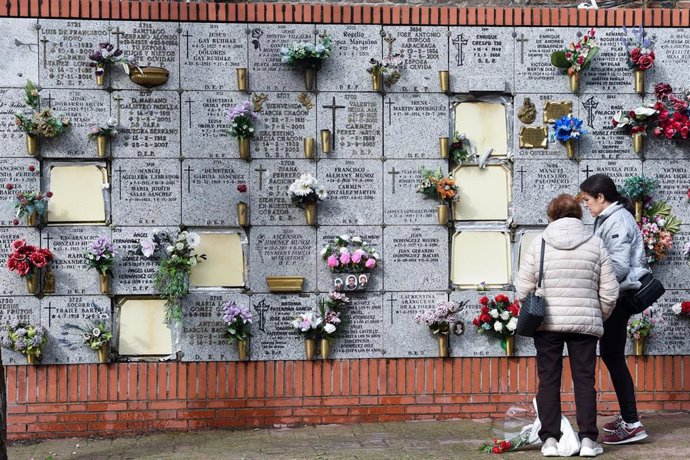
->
<box><xmin>14</xmin><ymin>80</ymin><xmax>70</xmax><ymax>155</ymax></box>
<box><xmin>5</xmin><ymin>178</ymin><xmax>52</xmax><ymax>226</ymax></box>
<box><xmin>622</xmin><ymin>25</ymin><xmax>655</xmax><ymax>94</ymax></box>
<box><xmin>449</xmin><ymin>132</ymin><xmax>472</xmax><ymax>165</ymax></box>
<box><xmin>321</xmin><ymin>235</ymin><xmax>381</xmax><ymax>291</ymax></box>
<box><xmin>2</xmin><ymin>320</ymin><xmax>47</xmax><ymax>364</ymax></box>
<box><xmin>88</xmin><ymin>42</ymin><xmax>137</xmax><ymax>85</ymax></box>
<box><xmin>83</xmin><ymin>236</ymin><xmax>117</xmax><ymax>294</ymax></box>
<box><xmin>415</xmin><ymin>300</ymin><xmax>466</xmax><ymax>357</ymax></box>
<box><xmin>611</xmin><ymin>106</ymin><xmax>658</xmax><ymax>154</ymax></box>
<box><xmin>550</xmin><ymin>28</ymin><xmax>599</xmax><ymax>92</ymax></box>
<box><xmin>416</xmin><ymin>166</ymin><xmax>459</xmax><ymax>225</ymax></box>
<box><xmin>81</xmin><ymin>318</ymin><xmax>113</xmax><ymax>363</ymax></box>
<box><xmin>291</xmin><ymin>292</ymin><xmax>350</xmax><ymax>359</ymax></box>
<box><xmin>553</xmin><ymin>115</ymin><xmax>586</xmax><ymax>160</ymax></box>
<box><xmin>288</xmin><ymin>173</ymin><xmax>327</xmax><ymax>225</ymax></box>
<box><xmin>639</xmin><ymin>199</ymin><xmax>681</xmax><ymax>264</ymax></box>
<box><xmin>671</xmin><ymin>301</ymin><xmax>690</xmax><ymax>317</ymax></box>
<box><xmin>6</xmin><ymin>239</ymin><xmax>54</xmax><ymax>295</ymax></box>
<box><xmin>620</xmin><ymin>174</ymin><xmax>657</xmax><ymax>222</ymax></box>
<box><xmin>222</xmin><ymin>300</ymin><xmax>252</xmax><ymax>360</ymax></box>
<box><xmin>472</xmin><ymin>294</ymin><xmax>520</xmax><ymax>356</ymax></box>
<box><xmin>227</xmin><ymin>101</ymin><xmax>260</xmax><ymax>161</ymax></box>
<box><xmin>627</xmin><ymin>308</ymin><xmax>657</xmax><ymax>355</ymax></box>
<box><xmin>366</xmin><ymin>51</ymin><xmax>403</xmax><ymax>91</ymax></box>
<box><xmin>138</xmin><ymin>229</ymin><xmax>206</xmax><ymax>324</ymax></box>
<box><xmin>651</xmin><ymin>83</ymin><xmax>690</xmax><ymax>140</ymax></box>
<box><xmin>280</xmin><ymin>33</ymin><xmax>332</xmax><ymax>90</ymax></box>
<box><xmin>87</xmin><ymin>117</ymin><xmax>118</xmax><ymax>157</ymax></box>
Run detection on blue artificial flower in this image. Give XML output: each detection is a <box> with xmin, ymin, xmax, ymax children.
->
<box><xmin>554</xmin><ymin>115</ymin><xmax>586</xmax><ymax>142</ymax></box>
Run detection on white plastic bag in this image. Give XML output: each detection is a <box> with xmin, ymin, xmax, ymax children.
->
<box><xmin>529</xmin><ymin>398</ymin><xmax>581</xmax><ymax>456</ymax></box>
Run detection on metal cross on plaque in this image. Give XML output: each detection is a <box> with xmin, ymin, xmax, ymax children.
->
<box><xmin>581</xmin><ymin>164</ymin><xmax>593</xmax><ymax>179</ymax></box>
<box><xmin>185</xmin><ymin>97</ymin><xmax>195</xmax><ymax>129</ymax></box>
<box><xmin>452</xmin><ymin>33</ymin><xmax>469</xmax><ymax>66</ymax></box>
<box><xmin>43</xmin><ymin>301</ymin><xmax>55</xmax><ymax>327</ymax></box>
<box><xmin>387</xmin><ymin>294</ymin><xmax>398</xmax><ymax>325</ymax></box>
<box><xmin>387</xmin><ymin>167</ymin><xmax>400</xmax><ymax>194</ymax></box>
<box><xmin>39</xmin><ymin>37</ymin><xmax>49</xmax><ymax>68</ymax></box>
<box><xmin>582</xmin><ymin>97</ymin><xmax>599</xmax><ymax>129</ymax></box>
<box><xmin>516</xmin><ymin>33</ymin><xmax>528</xmax><ymax>64</ymax></box>
<box><xmin>385</xmin><ymin>98</ymin><xmax>395</xmax><ymax>126</ymax></box>
<box><xmin>115</xmin><ymin>166</ymin><xmax>125</xmax><ymax>200</ymax></box>
<box><xmin>255</xmin><ymin>164</ymin><xmax>267</xmax><ymax>190</ymax></box>
<box><xmin>254</xmin><ymin>299</ymin><xmax>270</xmax><ymax>333</ymax></box>
<box><xmin>184</xmin><ymin>164</ymin><xmax>194</xmax><ymax>193</ymax></box>
<box><xmin>182</xmin><ymin>30</ymin><xmax>193</xmax><ymax>59</ymax></box>
<box><xmin>322</xmin><ymin>96</ymin><xmax>345</xmax><ymax>147</ymax></box>
<box><xmin>516</xmin><ymin>166</ymin><xmax>527</xmax><ymax>193</ymax></box>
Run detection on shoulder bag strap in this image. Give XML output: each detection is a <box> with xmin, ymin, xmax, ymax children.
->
<box><xmin>537</xmin><ymin>238</ymin><xmax>546</xmax><ymax>288</ymax></box>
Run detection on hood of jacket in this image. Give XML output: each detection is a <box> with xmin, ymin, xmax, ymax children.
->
<box><xmin>542</xmin><ymin>217</ymin><xmax>593</xmax><ymax>250</ymax></box>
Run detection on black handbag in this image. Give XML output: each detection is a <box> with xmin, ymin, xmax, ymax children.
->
<box><xmin>628</xmin><ymin>272</ymin><xmax>665</xmax><ymax>314</ymax></box>
<box><xmin>516</xmin><ymin>239</ymin><xmax>547</xmax><ymax>338</ymax></box>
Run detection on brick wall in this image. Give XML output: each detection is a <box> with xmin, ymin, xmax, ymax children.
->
<box><xmin>1</xmin><ymin>0</ymin><xmax>690</xmax><ymax>441</ymax></box>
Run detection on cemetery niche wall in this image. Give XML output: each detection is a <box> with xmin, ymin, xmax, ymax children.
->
<box><xmin>1</xmin><ymin>16</ymin><xmax>689</xmax><ymax>366</ymax></box>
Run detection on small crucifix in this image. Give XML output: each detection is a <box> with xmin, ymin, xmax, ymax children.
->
<box><xmin>322</xmin><ymin>96</ymin><xmax>345</xmax><ymax>147</ymax></box>
<box><xmin>387</xmin><ymin>294</ymin><xmax>398</xmax><ymax>325</ymax></box>
<box><xmin>388</xmin><ymin>167</ymin><xmax>399</xmax><ymax>194</ymax></box>
<box><xmin>516</xmin><ymin>33</ymin><xmax>528</xmax><ymax>65</ymax></box>
<box><xmin>184</xmin><ymin>164</ymin><xmax>194</xmax><ymax>193</ymax></box>
<box><xmin>581</xmin><ymin>164</ymin><xmax>593</xmax><ymax>179</ymax></box>
<box><xmin>111</xmin><ymin>26</ymin><xmax>126</xmax><ymax>48</ymax></box>
<box><xmin>452</xmin><ymin>33</ymin><xmax>468</xmax><ymax>66</ymax></box>
<box><xmin>113</xmin><ymin>95</ymin><xmax>123</xmax><ymax>125</ymax></box>
<box><xmin>182</xmin><ymin>30</ymin><xmax>193</xmax><ymax>59</ymax></box>
<box><xmin>43</xmin><ymin>233</ymin><xmax>52</xmax><ymax>250</ymax></box>
<box><xmin>255</xmin><ymin>164</ymin><xmax>267</xmax><ymax>190</ymax></box>
<box><xmin>253</xmin><ymin>299</ymin><xmax>270</xmax><ymax>333</ymax></box>
<box><xmin>385</xmin><ymin>98</ymin><xmax>395</xmax><ymax>126</ymax></box>
<box><xmin>43</xmin><ymin>301</ymin><xmax>55</xmax><ymax>327</ymax></box>
<box><xmin>185</xmin><ymin>97</ymin><xmax>195</xmax><ymax>129</ymax></box>
<box><xmin>115</xmin><ymin>166</ymin><xmax>125</xmax><ymax>200</ymax></box>
<box><xmin>516</xmin><ymin>166</ymin><xmax>527</xmax><ymax>193</ymax></box>
<box><xmin>40</xmin><ymin>37</ymin><xmax>49</xmax><ymax>69</ymax></box>
<box><xmin>582</xmin><ymin>97</ymin><xmax>599</xmax><ymax>129</ymax></box>
<box><xmin>43</xmin><ymin>92</ymin><xmax>54</xmax><ymax>109</ymax></box>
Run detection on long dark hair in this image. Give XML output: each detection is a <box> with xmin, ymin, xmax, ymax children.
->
<box><xmin>579</xmin><ymin>174</ymin><xmax>634</xmax><ymax>214</ymax></box>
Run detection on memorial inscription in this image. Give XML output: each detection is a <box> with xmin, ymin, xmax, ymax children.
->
<box><xmin>317</xmin><ymin>92</ymin><xmax>382</xmax><ymax>158</ymax></box>
<box><xmin>249</xmin><ymin>294</ymin><xmax>315</xmax><ymax>360</ymax></box>
<box><xmin>181</xmin><ymin>91</ymin><xmax>235</xmax><ymax>159</ymax></box>
<box><xmin>383</xmin><ymin>93</ymin><xmax>448</xmax><ymax>159</ymax></box>
<box><xmin>318</xmin><ymin>159</ymin><xmax>382</xmax><ymax>225</ymax></box>
<box><xmin>384</xmin><ymin>225</ymin><xmax>448</xmax><ymax>291</ymax></box>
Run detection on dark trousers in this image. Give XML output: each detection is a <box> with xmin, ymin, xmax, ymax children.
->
<box><xmin>600</xmin><ymin>295</ymin><xmax>639</xmax><ymax>423</ymax></box>
<box><xmin>534</xmin><ymin>331</ymin><xmax>599</xmax><ymax>442</ymax></box>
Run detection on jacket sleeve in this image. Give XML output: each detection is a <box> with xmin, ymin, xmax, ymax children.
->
<box><xmin>514</xmin><ymin>237</ymin><xmax>539</xmax><ymax>300</ymax></box>
<box><xmin>598</xmin><ymin>243</ymin><xmax>620</xmax><ymax>322</ymax></box>
<box><xmin>601</xmin><ymin>222</ymin><xmax>633</xmax><ymax>283</ymax></box>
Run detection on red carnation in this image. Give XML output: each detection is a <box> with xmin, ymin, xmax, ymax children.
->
<box><xmin>681</xmin><ymin>301</ymin><xmax>690</xmax><ymax>314</ymax></box>
<box><xmin>652</xmin><ymin>127</ymin><xmax>663</xmax><ymax>137</ymax></box>
<box><xmin>577</xmin><ymin>55</ymin><xmax>585</xmax><ymax>65</ymax></box>
<box><xmin>665</xmin><ymin>126</ymin><xmax>676</xmax><ymax>139</ymax></box>
<box><xmin>472</xmin><ymin>318</ymin><xmax>481</xmax><ymax>327</ymax></box>
<box><xmin>495</xmin><ymin>294</ymin><xmax>510</xmax><ymax>304</ymax></box>
<box><xmin>481</xmin><ymin>305</ymin><xmax>490</xmax><ymax>315</ymax></box>
<box><xmin>480</xmin><ymin>313</ymin><xmax>491</xmax><ymax>323</ymax></box>
<box><xmin>46</xmin><ymin>191</ymin><xmax>53</xmax><ymax>198</ymax></box>
<box><xmin>479</xmin><ymin>296</ymin><xmax>489</xmax><ymax>306</ymax></box>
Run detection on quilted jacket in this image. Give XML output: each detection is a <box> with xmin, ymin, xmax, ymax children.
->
<box><xmin>515</xmin><ymin>217</ymin><xmax>620</xmax><ymax>338</ymax></box>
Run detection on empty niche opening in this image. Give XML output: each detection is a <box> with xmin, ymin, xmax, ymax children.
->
<box><xmin>451</xmin><ymin>231</ymin><xmax>511</xmax><ymax>288</ymax></box>
<box><xmin>517</xmin><ymin>231</ymin><xmax>541</xmax><ymax>270</ymax></box>
<box><xmin>453</xmin><ymin>164</ymin><xmax>511</xmax><ymax>221</ymax></box>
<box><xmin>454</xmin><ymin>101</ymin><xmax>508</xmax><ymax>157</ymax></box>
<box><xmin>47</xmin><ymin>164</ymin><xmax>107</xmax><ymax>224</ymax></box>
<box><xmin>190</xmin><ymin>232</ymin><xmax>245</xmax><ymax>287</ymax></box>
<box><xmin>118</xmin><ymin>298</ymin><xmax>173</xmax><ymax>356</ymax></box>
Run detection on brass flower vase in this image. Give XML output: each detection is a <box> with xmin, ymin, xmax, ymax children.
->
<box><xmin>438</xmin><ymin>335</ymin><xmax>449</xmax><ymax>358</ymax></box>
<box><xmin>320</xmin><ymin>129</ymin><xmax>331</xmax><ymax>154</ymax></box>
<box><xmin>96</xmin><ymin>135</ymin><xmax>108</xmax><ymax>158</ymax></box>
<box><xmin>25</xmin><ymin>271</ymin><xmax>39</xmax><ymax>295</ymax></box>
<box><xmin>304</xmin><ymin>137</ymin><xmax>315</xmax><ymax>159</ymax></box>
<box><xmin>237</xmin><ymin>340</ymin><xmax>249</xmax><ymax>361</ymax></box>
<box><xmin>99</xmin><ymin>272</ymin><xmax>110</xmax><ymax>295</ymax></box>
<box><xmin>565</xmin><ymin>139</ymin><xmax>576</xmax><ymax>160</ymax></box>
<box><xmin>238</xmin><ymin>137</ymin><xmax>250</xmax><ymax>161</ymax></box>
<box><xmin>237</xmin><ymin>202</ymin><xmax>249</xmax><ymax>226</ymax></box>
<box><xmin>26</xmin><ymin>134</ymin><xmax>38</xmax><ymax>156</ymax></box>
<box><xmin>319</xmin><ymin>338</ymin><xmax>330</xmax><ymax>360</ymax></box>
<box><xmin>236</xmin><ymin>67</ymin><xmax>248</xmax><ymax>92</ymax></box>
<box><xmin>304</xmin><ymin>202</ymin><xmax>317</xmax><ymax>226</ymax></box>
<box><xmin>504</xmin><ymin>336</ymin><xmax>515</xmax><ymax>357</ymax></box>
<box><xmin>371</xmin><ymin>69</ymin><xmax>383</xmax><ymax>92</ymax></box>
<box><xmin>634</xmin><ymin>200</ymin><xmax>643</xmax><ymax>223</ymax></box>
<box><xmin>632</xmin><ymin>133</ymin><xmax>644</xmax><ymax>154</ymax></box>
<box><xmin>97</xmin><ymin>344</ymin><xmax>109</xmax><ymax>364</ymax></box>
<box><xmin>26</xmin><ymin>211</ymin><xmax>39</xmax><ymax>226</ymax></box>
<box><xmin>26</xmin><ymin>354</ymin><xmax>39</xmax><ymax>365</ymax></box>
<box><xmin>95</xmin><ymin>64</ymin><xmax>105</xmax><ymax>86</ymax></box>
<box><xmin>439</xmin><ymin>70</ymin><xmax>450</xmax><ymax>93</ymax></box>
<box><xmin>437</xmin><ymin>204</ymin><xmax>449</xmax><ymax>225</ymax></box>
<box><xmin>633</xmin><ymin>69</ymin><xmax>645</xmax><ymax>95</ymax></box>
<box><xmin>304</xmin><ymin>67</ymin><xmax>317</xmax><ymax>91</ymax></box>
<box><xmin>633</xmin><ymin>337</ymin><xmax>645</xmax><ymax>356</ymax></box>
<box><xmin>304</xmin><ymin>338</ymin><xmax>316</xmax><ymax>360</ymax></box>
<box><xmin>569</xmin><ymin>72</ymin><xmax>580</xmax><ymax>93</ymax></box>
<box><xmin>439</xmin><ymin>137</ymin><xmax>449</xmax><ymax>159</ymax></box>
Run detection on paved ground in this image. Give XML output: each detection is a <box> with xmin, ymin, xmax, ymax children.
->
<box><xmin>9</xmin><ymin>412</ymin><xmax>689</xmax><ymax>459</ymax></box>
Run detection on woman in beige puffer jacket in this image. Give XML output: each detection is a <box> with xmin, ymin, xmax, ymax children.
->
<box><xmin>514</xmin><ymin>194</ymin><xmax>619</xmax><ymax>457</ymax></box>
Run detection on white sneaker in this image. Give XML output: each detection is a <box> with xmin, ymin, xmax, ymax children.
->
<box><xmin>541</xmin><ymin>437</ymin><xmax>559</xmax><ymax>457</ymax></box>
<box><xmin>579</xmin><ymin>438</ymin><xmax>603</xmax><ymax>457</ymax></box>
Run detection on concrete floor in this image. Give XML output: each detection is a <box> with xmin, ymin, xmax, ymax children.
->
<box><xmin>9</xmin><ymin>412</ymin><xmax>688</xmax><ymax>459</ymax></box>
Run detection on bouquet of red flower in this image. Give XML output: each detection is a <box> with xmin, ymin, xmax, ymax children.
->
<box><xmin>611</xmin><ymin>106</ymin><xmax>658</xmax><ymax>135</ymax></box>
<box><xmin>6</xmin><ymin>239</ymin><xmax>53</xmax><ymax>278</ymax></box>
<box><xmin>651</xmin><ymin>83</ymin><xmax>690</xmax><ymax>140</ymax></box>
<box><xmin>622</xmin><ymin>25</ymin><xmax>655</xmax><ymax>71</ymax></box>
<box><xmin>472</xmin><ymin>294</ymin><xmax>520</xmax><ymax>348</ymax></box>
<box><xmin>671</xmin><ymin>301</ymin><xmax>690</xmax><ymax>317</ymax></box>
<box><xmin>480</xmin><ymin>434</ymin><xmax>531</xmax><ymax>454</ymax></box>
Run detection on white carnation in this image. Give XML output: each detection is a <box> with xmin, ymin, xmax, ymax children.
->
<box><xmin>672</xmin><ymin>303</ymin><xmax>682</xmax><ymax>315</ymax></box>
<box><xmin>324</xmin><ymin>324</ymin><xmax>336</xmax><ymax>334</ymax></box>
<box><xmin>490</xmin><ymin>309</ymin><xmax>499</xmax><ymax>319</ymax></box>
<box><xmin>506</xmin><ymin>317</ymin><xmax>518</xmax><ymax>331</ymax></box>
<box><xmin>493</xmin><ymin>322</ymin><xmax>503</xmax><ymax>332</ymax></box>
<box><xmin>500</xmin><ymin>311</ymin><xmax>510</xmax><ymax>321</ymax></box>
